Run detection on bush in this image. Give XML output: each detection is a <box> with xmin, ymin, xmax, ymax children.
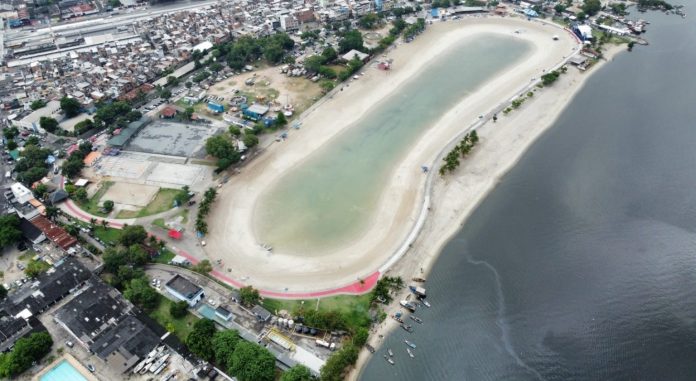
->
<box><xmin>170</xmin><ymin>300</ymin><xmax>189</xmax><ymax>318</ymax></box>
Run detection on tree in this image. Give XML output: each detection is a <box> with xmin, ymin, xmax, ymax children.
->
<box><xmin>281</xmin><ymin>365</ymin><xmax>312</xmax><ymax>381</ymax></box>
<box><xmin>61</xmin><ymin>158</ymin><xmax>84</xmax><ymax>178</ymax></box>
<box><xmin>242</xmin><ymin>133</ymin><xmax>259</xmax><ymax>148</ymax></box>
<box><xmin>102</xmin><ymin>200</ymin><xmax>114</xmax><ymax>213</ymax></box>
<box><xmin>239</xmin><ymin>286</ymin><xmax>260</xmax><ymax>307</ymax></box>
<box><xmin>339</xmin><ymin>30</ymin><xmax>365</xmax><ymax>54</ymax></box>
<box><xmin>25</xmin><ymin>259</ymin><xmax>50</xmax><ymax>278</ymax></box>
<box><xmin>45</xmin><ymin>206</ymin><xmax>59</xmax><ymax>219</ymax></box>
<box><xmin>30</xmin><ymin>99</ymin><xmax>46</xmax><ymax>110</ymax></box>
<box><xmin>159</xmin><ymin>88</ymin><xmax>172</xmax><ymax>100</ymax></box>
<box><xmin>19</xmin><ymin>167</ymin><xmax>48</xmax><ymax>185</ymax></box>
<box><xmin>582</xmin><ymin>0</ymin><xmax>602</xmax><ymax>15</ymax></box>
<box><xmin>183</xmin><ymin>106</ymin><xmax>195</xmax><ymax>120</ymax></box>
<box><xmin>166</xmin><ymin>75</ymin><xmax>179</xmax><ymax>86</ymax></box>
<box><xmin>319</xmin><ymin>344</ymin><xmax>359</xmax><ymax>381</ymax></box>
<box><xmin>322</xmin><ymin>47</ymin><xmax>338</xmax><ymax>63</ymax></box>
<box><xmin>352</xmin><ymin>327</ymin><xmax>368</xmax><ymax>347</ymax></box>
<box><xmin>126</xmin><ymin>110</ymin><xmax>142</xmax><ymax>122</ymax></box>
<box><xmin>0</xmin><ymin>285</ymin><xmax>6</xmax><ymax>300</ymax></box>
<box><xmin>358</xmin><ymin>13</ymin><xmax>379</xmax><ymax>29</ymax></box>
<box><xmin>0</xmin><ymin>215</ymin><xmax>22</xmax><ymax>248</ymax></box>
<box><xmin>60</xmin><ymin>96</ymin><xmax>81</xmax><ymax>117</ymax></box>
<box><xmin>169</xmin><ymin>300</ymin><xmax>189</xmax><ymax>318</ymax></box>
<box><xmin>185</xmin><ymin>81</ymin><xmax>193</xmax><ymax>89</ymax></box>
<box><xmin>74</xmin><ymin>188</ymin><xmax>88</xmax><ymax>202</ymax></box>
<box><xmin>5</xmin><ymin>140</ymin><xmax>16</xmax><ymax>151</ymax></box>
<box><xmin>119</xmin><ymin>225</ymin><xmax>147</xmax><ymax>246</ymax></box>
<box><xmin>39</xmin><ymin>116</ymin><xmax>59</xmax><ymax>133</ymax></box>
<box><xmin>212</xmin><ymin>330</ymin><xmax>241</xmax><ymax>368</ymax></box>
<box><xmin>276</xmin><ymin>111</ymin><xmax>287</xmax><ymax>126</ymax></box>
<box><xmin>229</xmin><ymin>126</ymin><xmax>241</xmax><ymax>136</ymax></box>
<box><xmin>228</xmin><ymin>341</ymin><xmax>276</xmax><ymax>381</ymax></box>
<box><xmin>186</xmin><ymin>319</ymin><xmax>217</xmax><ymax>361</ymax></box>
<box><xmin>304</xmin><ymin>55</ymin><xmax>327</xmax><ymax>73</ymax></box>
<box><xmin>192</xmin><ymin>259</ymin><xmax>212</xmax><ymax>274</ymax></box>
<box><xmin>0</xmin><ymin>332</ymin><xmax>53</xmax><ymax>378</ymax></box>
<box><xmin>123</xmin><ymin>277</ymin><xmax>160</xmax><ymax>310</ymax></box>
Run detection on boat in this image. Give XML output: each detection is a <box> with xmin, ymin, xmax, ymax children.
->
<box><xmin>400</xmin><ymin>323</ymin><xmax>413</xmax><ymax>333</ymax></box>
<box><xmin>407</xmin><ymin>348</ymin><xmax>415</xmax><ymax>358</ymax></box>
<box><xmin>423</xmin><ymin>300</ymin><xmax>431</xmax><ymax>308</ymax></box>
<box><xmin>388</xmin><ymin>349</ymin><xmax>394</xmax><ymax>357</ymax></box>
<box><xmin>393</xmin><ymin>315</ymin><xmax>404</xmax><ymax>323</ymax></box>
<box><xmin>366</xmin><ymin>344</ymin><xmax>375</xmax><ymax>353</ymax></box>
<box><xmin>409</xmin><ymin>315</ymin><xmax>423</xmax><ymax>324</ymax></box>
<box><xmin>400</xmin><ymin>300</ymin><xmax>416</xmax><ymax>312</ymax></box>
<box><xmin>384</xmin><ymin>355</ymin><xmax>395</xmax><ymax>365</ymax></box>
<box><xmin>409</xmin><ymin>285</ymin><xmax>427</xmax><ymax>298</ymax></box>
<box><xmin>412</xmin><ymin>277</ymin><xmax>426</xmax><ymax>283</ymax></box>
<box><xmin>404</xmin><ymin>340</ymin><xmax>416</xmax><ymax>349</ymax></box>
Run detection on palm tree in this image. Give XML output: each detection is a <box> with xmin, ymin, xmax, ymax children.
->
<box><xmin>90</xmin><ymin>218</ymin><xmax>97</xmax><ymax>229</ymax></box>
<box><xmin>101</xmin><ymin>219</ymin><xmax>109</xmax><ymax>229</ymax></box>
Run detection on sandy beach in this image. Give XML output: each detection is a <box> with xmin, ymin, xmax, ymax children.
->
<box><xmin>206</xmin><ymin>16</ymin><xmax>580</xmax><ymax>293</ymax></box>
<box><xmin>349</xmin><ymin>42</ymin><xmax>626</xmax><ymax>379</ymax></box>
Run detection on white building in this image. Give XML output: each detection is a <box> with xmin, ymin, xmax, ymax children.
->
<box><xmin>164</xmin><ymin>274</ymin><xmax>205</xmax><ymax>307</ymax></box>
<box><xmin>11</xmin><ymin>182</ymin><xmax>34</xmax><ymax>204</ymax></box>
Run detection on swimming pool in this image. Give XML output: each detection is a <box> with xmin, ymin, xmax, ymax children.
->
<box><xmin>40</xmin><ymin>359</ymin><xmax>88</xmax><ymax>381</ymax></box>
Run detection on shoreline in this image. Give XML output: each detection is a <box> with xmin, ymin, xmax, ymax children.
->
<box><xmin>206</xmin><ymin>16</ymin><xmax>580</xmax><ymax>293</ymax></box>
<box><xmin>349</xmin><ymin>43</ymin><xmax>626</xmax><ymax>380</ymax></box>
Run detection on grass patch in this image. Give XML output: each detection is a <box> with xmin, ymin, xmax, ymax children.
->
<box><xmin>116</xmin><ymin>188</ymin><xmax>180</xmax><ymax>219</ymax></box>
<box><xmin>151</xmin><ymin>248</ymin><xmax>176</xmax><ymax>264</ymax></box>
<box><xmin>93</xmin><ymin>226</ymin><xmax>122</xmax><ymax>246</ymax></box>
<box><xmin>263</xmin><ymin>294</ymin><xmax>373</xmax><ymax>332</ymax></box>
<box><xmin>148</xmin><ymin>297</ymin><xmax>199</xmax><ymax>341</ymax></box>
<box><xmin>75</xmin><ymin>181</ymin><xmax>113</xmax><ymax>217</ymax></box>
<box><xmin>18</xmin><ymin>251</ymin><xmax>37</xmax><ymax>262</ymax></box>
<box><xmin>152</xmin><ymin>218</ymin><xmax>167</xmax><ymax>230</ymax></box>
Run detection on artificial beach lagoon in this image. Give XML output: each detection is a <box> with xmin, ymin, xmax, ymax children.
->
<box><xmin>254</xmin><ymin>34</ymin><xmax>532</xmax><ymax>254</ymax></box>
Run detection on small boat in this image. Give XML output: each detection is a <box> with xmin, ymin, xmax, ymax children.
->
<box><xmin>400</xmin><ymin>323</ymin><xmax>413</xmax><ymax>333</ymax></box>
<box><xmin>409</xmin><ymin>285</ymin><xmax>427</xmax><ymax>298</ymax></box>
<box><xmin>407</xmin><ymin>348</ymin><xmax>415</xmax><ymax>358</ymax></box>
<box><xmin>388</xmin><ymin>349</ymin><xmax>394</xmax><ymax>357</ymax></box>
<box><xmin>393</xmin><ymin>316</ymin><xmax>404</xmax><ymax>323</ymax></box>
<box><xmin>410</xmin><ymin>315</ymin><xmax>423</xmax><ymax>324</ymax></box>
<box><xmin>385</xmin><ymin>355</ymin><xmax>395</xmax><ymax>365</ymax></box>
<box><xmin>400</xmin><ymin>300</ymin><xmax>416</xmax><ymax>312</ymax></box>
<box><xmin>366</xmin><ymin>344</ymin><xmax>375</xmax><ymax>353</ymax></box>
<box><xmin>412</xmin><ymin>277</ymin><xmax>426</xmax><ymax>283</ymax></box>
<box><xmin>405</xmin><ymin>340</ymin><xmax>416</xmax><ymax>349</ymax></box>
<box><xmin>423</xmin><ymin>300</ymin><xmax>431</xmax><ymax>308</ymax></box>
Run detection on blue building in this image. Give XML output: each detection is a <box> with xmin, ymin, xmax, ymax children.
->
<box><xmin>431</xmin><ymin>7</ymin><xmax>440</xmax><ymax>18</ymax></box>
<box><xmin>374</xmin><ymin>0</ymin><xmax>383</xmax><ymax>11</ymax></box>
<box><xmin>208</xmin><ymin>102</ymin><xmax>224</xmax><ymax>113</ymax></box>
<box><xmin>242</xmin><ymin>103</ymin><xmax>270</xmax><ymax>121</ymax></box>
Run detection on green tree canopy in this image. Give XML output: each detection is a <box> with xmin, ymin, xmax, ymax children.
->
<box><xmin>0</xmin><ymin>215</ymin><xmax>22</xmax><ymax>248</ymax></box>
<box><xmin>169</xmin><ymin>300</ymin><xmax>189</xmax><ymax>318</ymax></box>
<box><xmin>30</xmin><ymin>99</ymin><xmax>46</xmax><ymax>110</ymax></box>
<box><xmin>0</xmin><ymin>332</ymin><xmax>53</xmax><ymax>378</ymax></box>
<box><xmin>119</xmin><ymin>225</ymin><xmax>148</xmax><ymax>246</ymax></box>
<box><xmin>212</xmin><ymin>329</ymin><xmax>241</xmax><ymax>368</ymax></box>
<box><xmin>102</xmin><ymin>200</ymin><xmax>114</xmax><ymax>212</ymax></box>
<box><xmin>281</xmin><ymin>365</ymin><xmax>312</xmax><ymax>381</ymax></box>
<box><xmin>339</xmin><ymin>30</ymin><xmax>365</xmax><ymax>54</ymax></box>
<box><xmin>60</xmin><ymin>96</ymin><xmax>81</xmax><ymax>117</ymax></box>
<box><xmin>39</xmin><ymin>117</ymin><xmax>58</xmax><ymax>133</ymax></box>
<box><xmin>228</xmin><ymin>341</ymin><xmax>276</xmax><ymax>381</ymax></box>
<box><xmin>123</xmin><ymin>277</ymin><xmax>159</xmax><ymax>310</ymax></box>
<box><xmin>239</xmin><ymin>286</ymin><xmax>260</xmax><ymax>307</ymax></box>
<box><xmin>186</xmin><ymin>319</ymin><xmax>217</xmax><ymax>361</ymax></box>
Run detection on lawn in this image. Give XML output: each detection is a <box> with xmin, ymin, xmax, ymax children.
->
<box><xmin>75</xmin><ymin>181</ymin><xmax>113</xmax><ymax>217</ymax></box>
<box><xmin>116</xmin><ymin>188</ymin><xmax>181</xmax><ymax>219</ymax></box>
<box><xmin>151</xmin><ymin>248</ymin><xmax>176</xmax><ymax>265</ymax></box>
<box><xmin>262</xmin><ymin>294</ymin><xmax>373</xmax><ymax>332</ymax></box>
<box><xmin>148</xmin><ymin>297</ymin><xmax>199</xmax><ymax>341</ymax></box>
<box><xmin>93</xmin><ymin>226</ymin><xmax>122</xmax><ymax>246</ymax></box>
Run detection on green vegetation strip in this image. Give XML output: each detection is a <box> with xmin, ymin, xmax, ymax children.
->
<box><xmin>148</xmin><ymin>298</ymin><xmax>198</xmax><ymax>340</ymax></box>
<box><xmin>74</xmin><ymin>181</ymin><xmax>113</xmax><ymax>217</ymax></box>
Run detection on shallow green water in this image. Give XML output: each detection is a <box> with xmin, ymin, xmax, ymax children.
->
<box><xmin>255</xmin><ymin>34</ymin><xmax>531</xmax><ymax>254</ymax></box>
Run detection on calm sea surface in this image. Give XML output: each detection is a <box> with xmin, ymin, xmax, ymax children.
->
<box><xmin>255</xmin><ymin>35</ymin><xmax>530</xmax><ymax>254</ymax></box>
<box><xmin>362</xmin><ymin>8</ymin><xmax>696</xmax><ymax>381</ymax></box>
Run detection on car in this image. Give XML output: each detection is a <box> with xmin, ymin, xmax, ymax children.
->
<box><xmin>87</xmin><ymin>364</ymin><xmax>95</xmax><ymax>373</ymax></box>
<box><xmin>53</xmin><ymin>167</ymin><xmax>59</xmax><ymax>174</ymax></box>
<box><xmin>65</xmin><ymin>340</ymin><xmax>74</xmax><ymax>348</ymax></box>
<box><xmin>17</xmin><ymin>263</ymin><xmax>25</xmax><ymax>270</ymax></box>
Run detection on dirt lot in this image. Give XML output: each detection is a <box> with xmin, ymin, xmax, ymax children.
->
<box><xmin>100</xmin><ymin>182</ymin><xmax>159</xmax><ymax>208</ymax></box>
<box><xmin>207</xmin><ymin>65</ymin><xmax>324</xmax><ymax>116</ymax></box>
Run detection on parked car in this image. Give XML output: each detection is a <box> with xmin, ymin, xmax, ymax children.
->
<box><xmin>65</xmin><ymin>341</ymin><xmax>74</xmax><ymax>348</ymax></box>
<box><xmin>87</xmin><ymin>364</ymin><xmax>95</xmax><ymax>373</ymax></box>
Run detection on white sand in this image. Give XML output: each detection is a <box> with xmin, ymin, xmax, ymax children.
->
<box><xmin>206</xmin><ymin>16</ymin><xmax>581</xmax><ymax>293</ymax></box>
<box><xmin>349</xmin><ymin>43</ymin><xmax>626</xmax><ymax>379</ymax></box>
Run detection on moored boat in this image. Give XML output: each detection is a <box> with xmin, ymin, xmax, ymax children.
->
<box><xmin>405</xmin><ymin>340</ymin><xmax>416</xmax><ymax>349</ymax></box>
<box><xmin>423</xmin><ymin>300</ymin><xmax>431</xmax><ymax>308</ymax></box>
<box><xmin>410</xmin><ymin>315</ymin><xmax>423</xmax><ymax>324</ymax></box>
<box><xmin>409</xmin><ymin>285</ymin><xmax>427</xmax><ymax>298</ymax></box>
<box><xmin>412</xmin><ymin>277</ymin><xmax>426</xmax><ymax>282</ymax></box>
<box><xmin>400</xmin><ymin>300</ymin><xmax>416</xmax><ymax>312</ymax></box>
<box><xmin>388</xmin><ymin>348</ymin><xmax>394</xmax><ymax>357</ymax></box>
<box><xmin>400</xmin><ymin>323</ymin><xmax>413</xmax><ymax>333</ymax></box>
<box><xmin>407</xmin><ymin>348</ymin><xmax>415</xmax><ymax>358</ymax></box>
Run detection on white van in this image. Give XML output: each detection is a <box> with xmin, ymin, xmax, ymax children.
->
<box><xmin>4</xmin><ymin>171</ymin><xmax>10</xmax><ymax>179</ymax></box>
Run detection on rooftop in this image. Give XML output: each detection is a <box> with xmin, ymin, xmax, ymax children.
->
<box><xmin>164</xmin><ymin>274</ymin><xmax>202</xmax><ymax>300</ymax></box>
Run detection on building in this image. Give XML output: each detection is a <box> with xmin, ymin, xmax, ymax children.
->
<box><xmin>30</xmin><ymin>215</ymin><xmax>77</xmax><ymax>250</ymax></box>
<box><xmin>54</xmin><ymin>280</ymin><xmax>131</xmax><ymax>349</ymax></box>
<box><xmin>164</xmin><ymin>275</ymin><xmax>204</xmax><ymax>307</ymax></box>
<box><xmin>2</xmin><ymin>258</ymin><xmax>91</xmax><ymax>317</ymax></box>
<box><xmin>215</xmin><ymin>305</ymin><xmax>233</xmax><ymax>321</ymax></box>
<box><xmin>573</xmin><ymin>24</ymin><xmax>594</xmax><ymax>41</ymax></box>
<box><xmin>280</xmin><ymin>15</ymin><xmax>300</xmax><ymax>32</ymax></box>
<box><xmin>14</xmin><ymin>100</ymin><xmax>61</xmax><ymax>132</ymax></box>
<box><xmin>10</xmin><ymin>183</ymin><xmax>33</xmax><ymax>204</ymax></box>
<box><xmin>207</xmin><ymin>102</ymin><xmax>224</xmax><ymax>114</ymax></box>
<box><xmin>160</xmin><ymin>106</ymin><xmax>177</xmax><ymax>119</ymax></box>
<box><xmin>107</xmin><ymin>118</ymin><xmax>149</xmax><ymax>148</ymax></box>
<box><xmin>242</xmin><ymin>103</ymin><xmax>270</xmax><ymax>121</ymax></box>
<box><xmin>341</xmin><ymin>49</ymin><xmax>369</xmax><ymax>63</ymax></box>
<box><xmin>90</xmin><ymin>315</ymin><xmax>161</xmax><ymax>374</ymax></box>
<box><xmin>251</xmin><ymin>305</ymin><xmax>271</xmax><ymax>322</ymax></box>
<box><xmin>19</xmin><ymin>217</ymin><xmax>46</xmax><ymax>244</ymax></box>
<box><xmin>0</xmin><ymin>311</ymin><xmax>32</xmax><ymax>352</ymax></box>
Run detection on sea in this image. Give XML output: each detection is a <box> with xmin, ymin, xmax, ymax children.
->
<box><xmin>361</xmin><ymin>7</ymin><xmax>696</xmax><ymax>381</ymax></box>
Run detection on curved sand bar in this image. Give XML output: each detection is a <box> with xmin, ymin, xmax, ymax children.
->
<box><xmin>206</xmin><ymin>16</ymin><xmax>579</xmax><ymax>293</ymax></box>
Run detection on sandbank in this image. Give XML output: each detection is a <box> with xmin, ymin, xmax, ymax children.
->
<box><xmin>206</xmin><ymin>16</ymin><xmax>580</xmax><ymax>293</ymax></box>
